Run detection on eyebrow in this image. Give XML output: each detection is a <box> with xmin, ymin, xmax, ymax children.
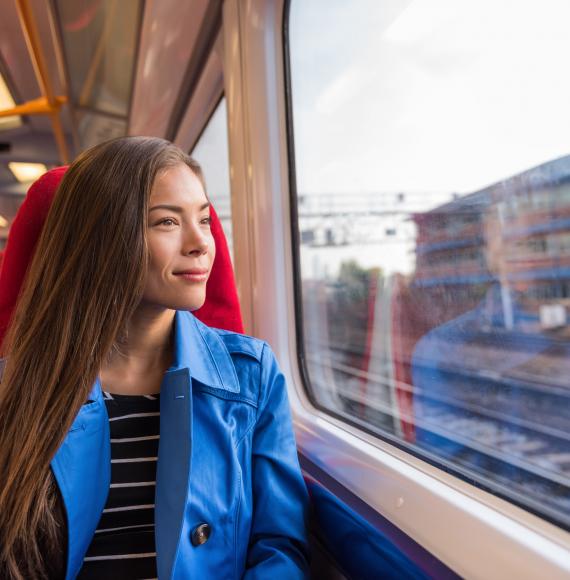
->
<box><xmin>149</xmin><ymin>202</ymin><xmax>210</xmax><ymax>213</ymax></box>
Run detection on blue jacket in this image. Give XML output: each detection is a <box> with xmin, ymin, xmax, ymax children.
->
<box><xmin>50</xmin><ymin>311</ymin><xmax>310</xmax><ymax>579</ymax></box>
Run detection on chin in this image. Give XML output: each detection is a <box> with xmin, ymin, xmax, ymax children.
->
<box><xmin>180</xmin><ymin>293</ymin><xmax>207</xmax><ymax>312</ymax></box>
<box><xmin>142</xmin><ymin>288</ymin><xmax>207</xmax><ymax>312</ymax></box>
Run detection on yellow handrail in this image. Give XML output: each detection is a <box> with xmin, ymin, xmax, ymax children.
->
<box><xmin>0</xmin><ymin>95</ymin><xmax>67</xmax><ymax>117</ymax></box>
<box><xmin>14</xmin><ymin>0</ymin><xmax>70</xmax><ymax>163</ymax></box>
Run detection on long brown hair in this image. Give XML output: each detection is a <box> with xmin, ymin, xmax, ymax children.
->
<box><xmin>0</xmin><ymin>136</ymin><xmax>204</xmax><ymax>578</ymax></box>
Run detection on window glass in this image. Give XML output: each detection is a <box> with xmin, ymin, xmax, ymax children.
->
<box><xmin>190</xmin><ymin>98</ymin><xmax>233</xmax><ymax>259</ymax></box>
<box><xmin>287</xmin><ymin>0</ymin><xmax>570</xmax><ymax>528</ymax></box>
<box><xmin>54</xmin><ymin>0</ymin><xmax>142</xmax><ymax>147</ymax></box>
<box><xmin>75</xmin><ymin>110</ymin><xmax>127</xmax><ymax>150</ymax></box>
<box><xmin>55</xmin><ymin>0</ymin><xmax>141</xmax><ymax>116</ymax></box>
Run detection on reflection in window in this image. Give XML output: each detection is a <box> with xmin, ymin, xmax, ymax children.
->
<box><xmin>75</xmin><ymin>110</ymin><xmax>127</xmax><ymax>150</ymax></box>
<box><xmin>190</xmin><ymin>99</ymin><xmax>233</xmax><ymax>260</ymax></box>
<box><xmin>53</xmin><ymin>0</ymin><xmax>142</xmax><ymax>148</ymax></box>
<box><xmin>288</xmin><ymin>0</ymin><xmax>570</xmax><ymax>528</ymax></box>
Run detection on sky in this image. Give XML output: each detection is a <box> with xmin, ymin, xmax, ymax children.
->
<box><xmin>288</xmin><ymin>0</ymin><xmax>570</xmax><ymax>277</ymax></box>
<box><xmin>288</xmin><ymin>0</ymin><xmax>570</xmax><ymax>198</ymax></box>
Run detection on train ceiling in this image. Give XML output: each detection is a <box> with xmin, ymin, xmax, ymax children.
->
<box><xmin>0</xmin><ymin>0</ymin><xmax>221</xmax><ymax>241</ymax></box>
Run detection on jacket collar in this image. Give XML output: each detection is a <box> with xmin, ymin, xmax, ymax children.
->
<box><xmin>87</xmin><ymin>310</ymin><xmax>240</xmax><ymax>401</ymax></box>
<box><xmin>167</xmin><ymin>310</ymin><xmax>240</xmax><ymax>393</ymax></box>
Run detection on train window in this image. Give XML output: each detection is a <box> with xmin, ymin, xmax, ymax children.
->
<box><xmin>190</xmin><ymin>98</ymin><xmax>233</xmax><ymax>260</ymax></box>
<box><xmin>286</xmin><ymin>0</ymin><xmax>570</xmax><ymax>528</ymax></box>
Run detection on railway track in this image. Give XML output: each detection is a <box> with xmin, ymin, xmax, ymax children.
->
<box><xmin>305</xmin><ymin>347</ymin><xmax>570</xmax><ymax>527</ymax></box>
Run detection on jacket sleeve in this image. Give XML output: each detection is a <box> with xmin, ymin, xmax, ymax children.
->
<box><xmin>244</xmin><ymin>343</ymin><xmax>310</xmax><ymax>578</ymax></box>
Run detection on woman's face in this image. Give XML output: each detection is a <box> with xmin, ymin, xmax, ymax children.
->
<box><xmin>142</xmin><ymin>163</ymin><xmax>215</xmax><ymax>311</ymax></box>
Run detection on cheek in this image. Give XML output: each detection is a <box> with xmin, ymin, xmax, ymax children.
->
<box><xmin>147</xmin><ymin>235</ymin><xmax>176</xmax><ymax>273</ymax></box>
<box><xmin>143</xmin><ymin>238</ymin><xmax>176</xmax><ymax>302</ymax></box>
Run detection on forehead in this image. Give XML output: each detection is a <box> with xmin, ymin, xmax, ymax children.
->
<box><xmin>150</xmin><ymin>163</ymin><xmax>207</xmax><ymax>205</ymax></box>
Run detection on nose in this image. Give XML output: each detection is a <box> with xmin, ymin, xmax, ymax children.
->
<box><xmin>183</xmin><ymin>223</ymin><xmax>209</xmax><ymax>256</ymax></box>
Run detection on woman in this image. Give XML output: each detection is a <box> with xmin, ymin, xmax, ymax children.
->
<box><xmin>0</xmin><ymin>137</ymin><xmax>310</xmax><ymax>579</ymax></box>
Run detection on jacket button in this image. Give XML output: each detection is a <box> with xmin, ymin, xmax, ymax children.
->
<box><xmin>191</xmin><ymin>523</ymin><xmax>211</xmax><ymax>546</ymax></box>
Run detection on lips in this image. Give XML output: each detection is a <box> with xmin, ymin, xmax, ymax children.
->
<box><xmin>174</xmin><ymin>268</ymin><xmax>209</xmax><ymax>276</ymax></box>
<box><xmin>173</xmin><ymin>268</ymin><xmax>209</xmax><ymax>282</ymax></box>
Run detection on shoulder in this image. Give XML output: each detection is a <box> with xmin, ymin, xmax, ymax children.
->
<box><xmin>210</xmin><ymin>327</ymin><xmax>277</xmax><ymax>394</ymax></box>
<box><xmin>190</xmin><ymin>313</ymin><xmax>267</xmax><ymax>364</ymax></box>
<box><xmin>196</xmin><ymin>321</ymin><xmax>281</xmax><ymax>406</ymax></box>
<box><xmin>211</xmin><ymin>327</ymin><xmax>266</xmax><ymax>362</ymax></box>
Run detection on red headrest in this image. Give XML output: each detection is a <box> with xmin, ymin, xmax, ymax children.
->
<box><xmin>0</xmin><ymin>166</ymin><xmax>244</xmax><ymax>347</ymax></box>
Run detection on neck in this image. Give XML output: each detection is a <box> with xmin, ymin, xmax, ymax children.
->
<box><xmin>118</xmin><ymin>303</ymin><xmax>175</xmax><ymax>356</ymax></box>
<box><xmin>100</xmin><ymin>304</ymin><xmax>176</xmax><ymax>395</ymax></box>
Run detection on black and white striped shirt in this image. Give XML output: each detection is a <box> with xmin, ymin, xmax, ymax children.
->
<box><xmin>78</xmin><ymin>391</ymin><xmax>160</xmax><ymax>580</ymax></box>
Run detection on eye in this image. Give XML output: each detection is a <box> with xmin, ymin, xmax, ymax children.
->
<box><xmin>154</xmin><ymin>217</ymin><xmax>178</xmax><ymax>227</ymax></box>
<box><xmin>200</xmin><ymin>216</ymin><xmax>212</xmax><ymax>226</ymax></box>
